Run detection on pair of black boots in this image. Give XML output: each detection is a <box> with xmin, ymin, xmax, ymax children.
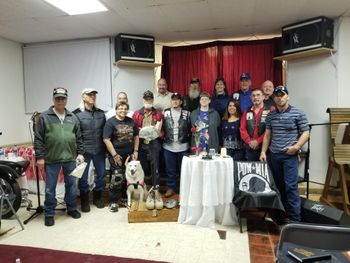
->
<box><xmin>80</xmin><ymin>191</ymin><xmax>104</xmax><ymax>212</ymax></box>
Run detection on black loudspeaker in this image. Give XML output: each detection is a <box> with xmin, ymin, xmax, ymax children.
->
<box><xmin>115</xmin><ymin>33</ymin><xmax>155</xmax><ymax>62</ymax></box>
<box><xmin>282</xmin><ymin>16</ymin><xmax>333</xmax><ymax>55</ymax></box>
<box><xmin>301</xmin><ymin>198</ymin><xmax>350</xmax><ymax>226</ymax></box>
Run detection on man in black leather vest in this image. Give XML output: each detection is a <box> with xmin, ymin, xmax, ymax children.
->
<box><xmin>162</xmin><ymin>93</ymin><xmax>191</xmax><ymax>197</ymax></box>
<box><xmin>240</xmin><ymin>89</ymin><xmax>270</xmax><ymax>161</ymax></box>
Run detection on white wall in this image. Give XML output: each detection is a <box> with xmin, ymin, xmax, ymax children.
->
<box><xmin>0</xmin><ymin>37</ymin><xmax>159</xmax><ymax>146</ymax></box>
<box><xmin>337</xmin><ymin>17</ymin><xmax>350</xmax><ymax>106</ymax></box>
<box><xmin>111</xmin><ymin>65</ymin><xmax>156</xmax><ymax>112</ymax></box>
<box><xmin>0</xmin><ymin>37</ymin><xmax>31</xmax><ymax>146</ymax></box>
<box><xmin>286</xmin><ymin>16</ymin><xmax>350</xmax><ymax>184</ymax></box>
<box><xmin>109</xmin><ymin>39</ymin><xmax>160</xmax><ymax>112</ymax></box>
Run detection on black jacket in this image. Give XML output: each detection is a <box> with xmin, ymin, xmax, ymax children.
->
<box><xmin>73</xmin><ymin>106</ymin><xmax>106</xmax><ymax>155</ymax></box>
<box><xmin>163</xmin><ymin>108</ymin><xmax>191</xmax><ymax>144</ymax></box>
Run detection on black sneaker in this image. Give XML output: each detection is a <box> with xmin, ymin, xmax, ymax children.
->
<box><xmin>108</xmin><ymin>203</ymin><xmax>119</xmax><ymax>212</ymax></box>
<box><xmin>67</xmin><ymin>210</ymin><xmax>81</xmax><ymax>219</ymax></box>
<box><xmin>45</xmin><ymin>216</ymin><xmax>55</xmax><ymax>227</ymax></box>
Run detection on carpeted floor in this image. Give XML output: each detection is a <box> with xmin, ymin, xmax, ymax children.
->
<box><xmin>0</xmin><ymin>244</ymin><xmax>167</xmax><ymax>263</ymax></box>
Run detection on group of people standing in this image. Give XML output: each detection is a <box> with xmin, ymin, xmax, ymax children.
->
<box><xmin>34</xmin><ymin>72</ymin><xmax>309</xmax><ymax>227</ymax></box>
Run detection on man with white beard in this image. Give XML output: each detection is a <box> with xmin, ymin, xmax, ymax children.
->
<box><xmin>183</xmin><ymin>77</ymin><xmax>200</xmax><ymax>112</ymax></box>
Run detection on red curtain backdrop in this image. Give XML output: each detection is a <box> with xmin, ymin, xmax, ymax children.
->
<box><xmin>161</xmin><ymin>38</ymin><xmax>282</xmax><ymax>96</ymax></box>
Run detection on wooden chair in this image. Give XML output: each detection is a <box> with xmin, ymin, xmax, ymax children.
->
<box><xmin>320</xmin><ymin>108</ymin><xmax>350</xmax><ymax>215</ymax></box>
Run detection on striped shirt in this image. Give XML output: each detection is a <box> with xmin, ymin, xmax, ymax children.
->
<box><xmin>266</xmin><ymin>105</ymin><xmax>309</xmax><ymax>153</ymax></box>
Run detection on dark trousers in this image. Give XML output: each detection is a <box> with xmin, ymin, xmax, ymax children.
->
<box><xmin>227</xmin><ymin>149</ymin><xmax>245</xmax><ymax>161</ymax></box>
<box><xmin>108</xmin><ymin>151</ymin><xmax>131</xmax><ymax>202</ymax></box>
<box><xmin>163</xmin><ymin>148</ymin><xmax>186</xmax><ymax>191</ymax></box>
<box><xmin>79</xmin><ymin>151</ymin><xmax>106</xmax><ymax>192</ymax></box>
<box><xmin>139</xmin><ymin>139</ymin><xmax>161</xmax><ymax>186</ymax></box>
<box><xmin>268</xmin><ymin>152</ymin><xmax>301</xmax><ymax>222</ymax></box>
<box><xmin>244</xmin><ymin>147</ymin><xmax>261</xmax><ymax>161</ymax></box>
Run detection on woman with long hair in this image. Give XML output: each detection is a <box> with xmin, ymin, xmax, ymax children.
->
<box><xmin>211</xmin><ymin>77</ymin><xmax>230</xmax><ymax>118</ymax></box>
<box><xmin>221</xmin><ymin>99</ymin><xmax>244</xmax><ymax>160</ymax></box>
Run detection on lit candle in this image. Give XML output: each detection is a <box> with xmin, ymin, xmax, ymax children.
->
<box><xmin>220</xmin><ymin>148</ymin><xmax>227</xmax><ymax>157</ymax></box>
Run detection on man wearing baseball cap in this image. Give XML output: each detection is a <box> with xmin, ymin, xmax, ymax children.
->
<box><xmin>162</xmin><ymin>92</ymin><xmax>191</xmax><ymax>197</ymax></box>
<box><xmin>232</xmin><ymin>73</ymin><xmax>253</xmax><ymax>112</ymax></box>
<box><xmin>73</xmin><ymin>88</ymin><xmax>106</xmax><ymax>212</ymax></box>
<box><xmin>260</xmin><ymin>85</ymin><xmax>310</xmax><ymax>224</ymax></box>
<box><xmin>132</xmin><ymin>90</ymin><xmax>164</xmax><ymax>206</ymax></box>
<box><xmin>34</xmin><ymin>87</ymin><xmax>85</xmax><ymax>226</ymax></box>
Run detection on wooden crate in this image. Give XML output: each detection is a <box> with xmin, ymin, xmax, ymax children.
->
<box><xmin>128</xmin><ymin>201</ymin><xmax>179</xmax><ymax>223</ymax></box>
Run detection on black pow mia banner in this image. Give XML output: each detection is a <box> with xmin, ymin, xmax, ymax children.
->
<box><xmin>232</xmin><ymin>161</ymin><xmax>285</xmax><ymax>212</ymax></box>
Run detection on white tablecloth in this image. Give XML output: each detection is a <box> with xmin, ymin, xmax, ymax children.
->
<box><xmin>178</xmin><ymin>155</ymin><xmax>237</xmax><ymax>228</ymax></box>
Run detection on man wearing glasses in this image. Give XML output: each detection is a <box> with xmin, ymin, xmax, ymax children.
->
<box><xmin>260</xmin><ymin>86</ymin><xmax>309</xmax><ymax>224</ymax></box>
<box><xmin>34</xmin><ymin>87</ymin><xmax>84</xmax><ymax>226</ymax></box>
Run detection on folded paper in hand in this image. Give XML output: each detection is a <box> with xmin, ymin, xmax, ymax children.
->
<box><xmin>139</xmin><ymin>126</ymin><xmax>159</xmax><ymax>141</ymax></box>
<box><xmin>70</xmin><ymin>162</ymin><xmax>87</xmax><ymax>178</ymax></box>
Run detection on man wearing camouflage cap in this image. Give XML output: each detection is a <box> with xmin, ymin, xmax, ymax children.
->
<box><xmin>132</xmin><ymin>90</ymin><xmax>164</xmax><ymax>207</ymax></box>
<box><xmin>34</xmin><ymin>87</ymin><xmax>84</xmax><ymax>226</ymax></box>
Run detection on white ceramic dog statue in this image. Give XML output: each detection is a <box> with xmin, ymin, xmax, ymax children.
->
<box><xmin>125</xmin><ymin>158</ymin><xmax>146</xmax><ymax>209</ymax></box>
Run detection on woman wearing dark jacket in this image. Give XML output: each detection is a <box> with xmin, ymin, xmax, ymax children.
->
<box><xmin>211</xmin><ymin>77</ymin><xmax>230</xmax><ymax>118</ymax></box>
<box><xmin>73</xmin><ymin>88</ymin><xmax>106</xmax><ymax>212</ymax></box>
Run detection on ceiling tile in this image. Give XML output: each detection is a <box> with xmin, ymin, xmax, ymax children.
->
<box><xmin>1</xmin><ymin>0</ymin><xmax>350</xmax><ymax>43</ymax></box>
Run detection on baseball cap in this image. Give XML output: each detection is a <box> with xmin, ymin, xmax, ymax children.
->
<box><xmin>240</xmin><ymin>73</ymin><xmax>251</xmax><ymax>81</ymax></box>
<box><xmin>81</xmin><ymin>88</ymin><xmax>98</xmax><ymax>95</ymax></box>
<box><xmin>171</xmin><ymin>92</ymin><xmax>182</xmax><ymax>100</ymax></box>
<box><xmin>190</xmin><ymin>77</ymin><xmax>200</xmax><ymax>84</ymax></box>
<box><xmin>53</xmin><ymin>87</ymin><xmax>68</xmax><ymax>98</ymax></box>
<box><xmin>273</xmin><ymin>85</ymin><xmax>289</xmax><ymax>95</ymax></box>
<box><xmin>143</xmin><ymin>90</ymin><xmax>154</xmax><ymax>99</ymax></box>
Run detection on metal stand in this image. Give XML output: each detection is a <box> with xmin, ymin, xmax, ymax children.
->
<box><xmin>23</xmin><ymin>159</ymin><xmax>66</xmax><ymax>224</ymax></box>
<box><xmin>23</xmin><ymin>160</ymin><xmax>44</xmax><ymax>224</ymax></box>
<box><xmin>0</xmin><ymin>183</ymin><xmax>24</xmax><ymax>232</ymax></box>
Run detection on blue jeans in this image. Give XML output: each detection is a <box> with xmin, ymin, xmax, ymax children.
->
<box><xmin>44</xmin><ymin>161</ymin><xmax>77</xmax><ymax>217</ymax></box>
<box><xmin>139</xmin><ymin>139</ymin><xmax>161</xmax><ymax>186</ymax></box>
<box><xmin>268</xmin><ymin>152</ymin><xmax>301</xmax><ymax>221</ymax></box>
<box><xmin>79</xmin><ymin>152</ymin><xmax>106</xmax><ymax>192</ymax></box>
<box><xmin>163</xmin><ymin>148</ymin><xmax>186</xmax><ymax>191</ymax></box>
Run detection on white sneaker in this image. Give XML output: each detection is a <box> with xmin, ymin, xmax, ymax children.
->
<box><xmin>154</xmin><ymin>186</ymin><xmax>163</xmax><ymax>210</ymax></box>
<box><xmin>146</xmin><ymin>187</ymin><xmax>155</xmax><ymax>210</ymax></box>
